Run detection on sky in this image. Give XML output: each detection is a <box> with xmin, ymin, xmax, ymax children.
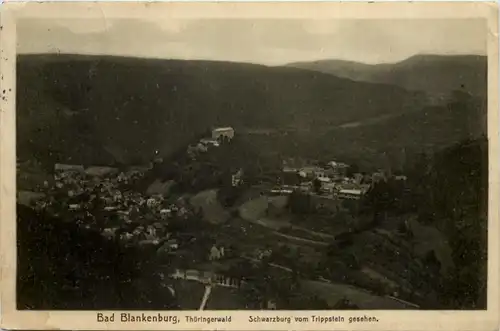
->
<box><xmin>17</xmin><ymin>18</ymin><xmax>486</xmax><ymax>65</ymax></box>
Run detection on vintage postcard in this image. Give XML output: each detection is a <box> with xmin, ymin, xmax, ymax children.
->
<box><xmin>0</xmin><ymin>1</ymin><xmax>498</xmax><ymax>330</ymax></box>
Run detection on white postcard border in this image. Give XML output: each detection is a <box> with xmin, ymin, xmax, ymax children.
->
<box><xmin>1</xmin><ymin>2</ymin><xmax>499</xmax><ymax>331</ymax></box>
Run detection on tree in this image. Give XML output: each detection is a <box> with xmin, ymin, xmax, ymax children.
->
<box><xmin>312</xmin><ymin>178</ymin><xmax>322</xmax><ymax>193</ymax></box>
<box><xmin>290</xmin><ymin>294</ymin><xmax>330</xmax><ymax>310</ymax></box>
<box><xmin>362</xmin><ymin>180</ymin><xmax>391</xmax><ymax>223</ymax></box>
<box><xmin>288</xmin><ymin>191</ymin><xmax>313</xmax><ymax>214</ymax></box>
<box><xmin>346</xmin><ymin>163</ymin><xmax>360</xmax><ymax>178</ymax></box>
<box><xmin>424</xmin><ymin>250</ymin><xmax>441</xmax><ymax>274</ymax></box>
<box><xmin>342</xmin><ymin>251</ymin><xmax>360</xmax><ymax>270</ymax></box>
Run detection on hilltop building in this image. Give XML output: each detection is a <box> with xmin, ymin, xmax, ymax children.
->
<box><xmin>212</xmin><ymin>127</ymin><xmax>235</xmax><ymax>141</ymax></box>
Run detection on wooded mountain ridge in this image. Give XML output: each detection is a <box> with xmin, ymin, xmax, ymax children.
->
<box><xmin>287</xmin><ymin>55</ymin><xmax>487</xmax><ymax>99</ymax></box>
<box><xmin>17</xmin><ymin>54</ymin><xmax>485</xmax><ymax>169</ymax></box>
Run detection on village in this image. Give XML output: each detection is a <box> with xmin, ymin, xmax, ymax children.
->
<box><xmin>10</xmin><ymin>14</ymin><xmax>488</xmax><ymax>322</ymax></box>
<box><xmin>17</xmin><ymin>126</ymin><xmax>435</xmax><ymax>311</ymax></box>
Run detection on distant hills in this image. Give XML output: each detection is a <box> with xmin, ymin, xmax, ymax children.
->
<box><xmin>287</xmin><ymin>55</ymin><xmax>487</xmax><ymax>100</ymax></box>
<box><xmin>311</xmin><ymin>92</ymin><xmax>487</xmax><ymax>171</ymax></box>
<box><xmin>16</xmin><ymin>54</ymin><xmax>486</xmax><ymax>170</ymax></box>
<box><xmin>17</xmin><ymin>54</ymin><xmax>427</xmax><ymax>167</ymax></box>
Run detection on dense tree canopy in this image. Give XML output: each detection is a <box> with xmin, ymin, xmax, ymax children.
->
<box><xmin>419</xmin><ymin>137</ymin><xmax>488</xmax><ymax>309</ymax></box>
<box><xmin>17</xmin><ymin>204</ymin><xmax>177</xmax><ymax>310</ymax></box>
<box><xmin>361</xmin><ymin>136</ymin><xmax>488</xmax><ymax>309</ymax></box>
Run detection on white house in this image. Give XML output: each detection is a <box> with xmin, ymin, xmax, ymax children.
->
<box><xmin>338</xmin><ymin>189</ymin><xmax>363</xmax><ymax>200</ymax></box>
<box><xmin>270</xmin><ymin>187</ymin><xmax>293</xmax><ymax>195</ymax></box>
<box><xmin>316</xmin><ymin>176</ymin><xmax>332</xmax><ymax>183</ymax></box>
<box><xmin>212</xmin><ymin>127</ymin><xmax>235</xmax><ymax>141</ymax></box>
<box><xmin>209</xmin><ymin>245</ymin><xmax>223</xmax><ymax>261</ymax></box>
<box><xmin>394</xmin><ymin>175</ymin><xmax>408</xmax><ymax>181</ymax></box>
<box><xmin>200</xmin><ymin>138</ymin><xmax>220</xmax><ymax>147</ymax></box>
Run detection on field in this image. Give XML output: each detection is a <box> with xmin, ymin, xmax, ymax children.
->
<box><xmin>17</xmin><ymin>191</ymin><xmax>46</xmax><ymax>206</ymax></box>
<box><xmin>189</xmin><ymin>189</ymin><xmax>230</xmax><ymax>224</ymax></box>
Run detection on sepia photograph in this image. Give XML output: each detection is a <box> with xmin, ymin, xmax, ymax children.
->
<box><xmin>0</xmin><ymin>2</ymin><xmax>498</xmax><ymax>331</ymax></box>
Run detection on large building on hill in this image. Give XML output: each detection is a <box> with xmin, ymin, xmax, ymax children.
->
<box><xmin>212</xmin><ymin>127</ymin><xmax>235</xmax><ymax>141</ymax></box>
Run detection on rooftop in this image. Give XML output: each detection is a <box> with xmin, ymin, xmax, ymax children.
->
<box><xmin>339</xmin><ymin>189</ymin><xmax>363</xmax><ymax>195</ymax></box>
<box><xmin>213</xmin><ymin>127</ymin><xmax>234</xmax><ymax>132</ymax></box>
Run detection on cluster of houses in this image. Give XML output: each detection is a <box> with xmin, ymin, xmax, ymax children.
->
<box><xmin>275</xmin><ymin>159</ymin><xmax>406</xmax><ymax>202</ymax></box>
<box><xmin>170</xmin><ymin>268</ymin><xmax>241</xmax><ymax>288</ymax></box>
<box><xmin>26</xmin><ymin>162</ymin><xmax>202</xmax><ymax>254</ymax></box>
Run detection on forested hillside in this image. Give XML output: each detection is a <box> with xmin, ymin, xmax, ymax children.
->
<box><xmin>17</xmin><ymin>54</ymin><xmax>425</xmax><ymax>167</ymax></box>
<box><xmin>365</xmin><ymin>136</ymin><xmax>489</xmax><ymax>309</ymax></box>
<box><xmin>415</xmin><ymin>137</ymin><xmax>488</xmax><ymax>309</ymax></box>
<box><xmin>16</xmin><ymin>204</ymin><xmax>177</xmax><ymax>310</ymax></box>
<box><xmin>288</xmin><ymin>55</ymin><xmax>487</xmax><ymax>99</ymax></box>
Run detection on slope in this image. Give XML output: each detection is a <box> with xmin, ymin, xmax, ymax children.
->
<box><xmin>287</xmin><ymin>55</ymin><xmax>487</xmax><ymax>99</ymax></box>
<box><xmin>16</xmin><ymin>204</ymin><xmax>178</xmax><ymax>309</ymax></box>
<box><xmin>17</xmin><ymin>54</ymin><xmax>426</xmax><ymax>166</ymax></box>
<box><xmin>311</xmin><ymin>90</ymin><xmax>486</xmax><ymax>171</ymax></box>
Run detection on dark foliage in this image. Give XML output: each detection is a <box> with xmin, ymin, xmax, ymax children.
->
<box><xmin>17</xmin><ymin>204</ymin><xmax>177</xmax><ymax>310</ymax></box>
<box><xmin>418</xmin><ymin>137</ymin><xmax>488</xmax><ymax>309</ymax></box>
<box><xmin>288</xmin><ymin>191</ymin><xmax>314</xmax><ymax>215</ymax></box>
<box><xmin>360</xmin><ymin>135</ymin><xmax>488</xmax><ymax>309</ymax></box>
<box><xmin>18</xmin><ymin>54</ymin><xmax>425</xmax><ymax>167</ymax></box>
<box><xmin>288</xmin><ymin>54</ymin><xmax>487</xmax><ymax>98</ymax></box>
<box><xmin>312</xmin><ymin>178</ymin><xmax>322</xmax><ymax>194</ymax></box>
